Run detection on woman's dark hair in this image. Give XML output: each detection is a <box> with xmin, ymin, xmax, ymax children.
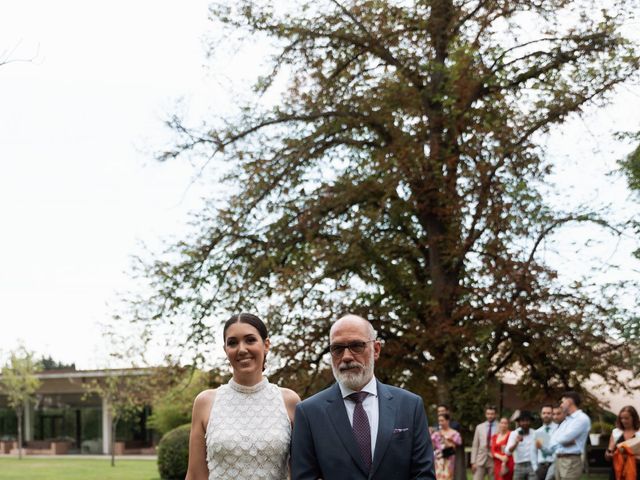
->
<box><xmin>223</xmin><ymin>313</ymin><xmax>268</xmax><ymax>341</ymax></box>
<box><xmin>616</xmin><ymin>405</ymin><xmax>640</xmax><ymax>431</ymax></box>
<box><xmin>438</xmin><ymin>413</ymin><xmax>451</xmax><ymax>421</ymax></box>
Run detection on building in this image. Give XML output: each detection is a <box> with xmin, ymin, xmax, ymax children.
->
<box><xmin>0</xmin><ymin>369</ymin><xmax>155</xmax><ymax>455</ymax></box>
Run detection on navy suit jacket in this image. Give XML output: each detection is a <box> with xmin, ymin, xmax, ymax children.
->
<box><xmin>291</xmin><ymin>380</ymin><xmax>436</xmax><ymax>480</ymax></box>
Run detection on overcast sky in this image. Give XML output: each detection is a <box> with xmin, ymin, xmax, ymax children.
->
<box><xmin>0</xmin><ymin>0</ymin><xmax>217</xmax><ymax>368</ymax></box>
<box><xmin>0</xmin><ymin>1</ymin><xmax>638</xmax><ymax>370</ymax></box>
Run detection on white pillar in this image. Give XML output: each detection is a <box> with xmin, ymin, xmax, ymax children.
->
<box><xmin>101</xmin><ymin>396</ymin><xmax>112</xmax><ymax>454</ymax></box>
<box><xmin>23</xmin><ymin>399</ymin><xmax>33</xmax><ymax>442</ymax></box>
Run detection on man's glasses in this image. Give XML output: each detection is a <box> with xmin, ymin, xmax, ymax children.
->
<box><xmin>329</xmin><ymin>340</ymin><xmax>375</xmax><ymax>357</ymax></box>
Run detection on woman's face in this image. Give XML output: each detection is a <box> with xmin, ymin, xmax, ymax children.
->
<box><xmin>499</xmin><ymin>418</ymin><xmax>509</xmax><ymax>433</ymax></box>
<box><xmin>224</xmin><ymin>322</ymin><xmax>270</xmax><ymax>374</ymax></box>
<box><xmin>620</xmin><ymin>411</ymin><xmax>633</xmax><ymax>429</ymax></box>
<box><xmin>438</xmin><ymin>415</ymin><xmax>449</xmax><ymax>429</ymax></box>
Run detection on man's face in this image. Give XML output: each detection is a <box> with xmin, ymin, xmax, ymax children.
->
<box><xmin>560</xmin><ymin>396</ymin><xmax>573</xmax><ymax>414</ymax></box>
<box><xmin>552</xmin><ymin>407</ymin><xmax>565</xmax><ymax>424</ymax></box>
<box><xmin>518</xmin><ymin>418</ymin><xmax>531</xmax><ymax>432</ymax></box>
<box><xmin>540</xmin><ymin>407</ymin><xmax>553</xmax><ymax>424</ymax></box>
<box><xmin>330</xmin><ymin>317</ymin><xmax>381</xmax><ymax>391</ymax></box>
<box><xmin>437</xmin><ymin>406</ymin><xmax>449</xmax><ymax>417</ymax></box>
<box><xmin>485</xmin><ymin>408</ymin><xmax>497</xmax><ymax>423</ymax></box>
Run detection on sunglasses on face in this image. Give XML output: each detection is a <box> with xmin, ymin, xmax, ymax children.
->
<box><xmin>329</xmin><ymin>340</ymin><xmax>375</xmax><ymax>357</ymax></box>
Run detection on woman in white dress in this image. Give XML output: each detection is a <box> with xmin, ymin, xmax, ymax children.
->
<box><xmin>186</xmin><ymin>313</ymin><xmax>301</xmax><ymax>480</ymax></box>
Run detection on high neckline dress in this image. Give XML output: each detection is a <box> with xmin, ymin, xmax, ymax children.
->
<box><xmin>205</xmin><ymin>377</ymin><xmax>291</xmax><ymax>480</ymax></box>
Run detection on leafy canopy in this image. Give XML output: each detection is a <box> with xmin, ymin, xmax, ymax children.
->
<box><xmin>126</xmin><ymin>0</ymin><xmax>640</xmax><ymax>419</ymax></box>
<box><xmin>0</xmin><ymin>347</ymin><xmax>41</xmax><ymax>410</ymax></box>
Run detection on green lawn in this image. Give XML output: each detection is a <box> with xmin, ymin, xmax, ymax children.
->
<box><xmin>0</xmin><ymin>457</ymin><xmax>160</xmax><ymax>480</ymax></box>
<box><xmin>0</xmin><ymin>458</ymin><xmax>608</xmax><ymax>480</ymax></box>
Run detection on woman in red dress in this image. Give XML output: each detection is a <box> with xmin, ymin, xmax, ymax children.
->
<box><xmin>491</xmin><ymin>417</ymin><xmax>514</xmax><ymax>480</ymax></box>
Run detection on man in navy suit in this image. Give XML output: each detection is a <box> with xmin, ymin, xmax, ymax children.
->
<box><xmin>290</xmin><ymin>314</ymin><xmax>435</xmax><ymax>480</ymax></box>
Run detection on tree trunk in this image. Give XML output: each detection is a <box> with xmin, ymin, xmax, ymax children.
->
<box><xmin>16</xmin><ymin>409</ymin><xmax>23</xmax><ymax>460</ymax></box>
<box><xmin>111</xmin><ymin>417</ymin><xmax>117</xmax><ymax>467</ymax></box>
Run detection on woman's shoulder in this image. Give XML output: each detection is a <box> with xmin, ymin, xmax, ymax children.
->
<box><xmin>612</xmin><ymin>427</ymin><xmax>623</xmax><ymax>439</ymax></box>
<box><xmin>279</xmin><ymin>387</ymin><xmax>301</xmax><ymax>407</ymax></box>
<box><xmin>193</xmin><ymin>388</ymin><xmax>218</xmax><ymax>411</ymax></box>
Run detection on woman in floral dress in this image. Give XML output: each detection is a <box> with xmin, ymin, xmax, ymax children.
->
<box><xmin>431</xmin><ymin>413</ymin><xmax>463</xmax><ymax>480</ymax></box>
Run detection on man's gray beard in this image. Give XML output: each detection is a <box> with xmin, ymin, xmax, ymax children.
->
<box><xmin>332</xmin><ymin>355</ymin><xmax>374</xmax><ymax>390</ymax></box>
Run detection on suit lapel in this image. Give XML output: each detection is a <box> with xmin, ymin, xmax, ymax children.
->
<box><xmin>370</xmin><ymin>381</ymin><xmax>395</xmax><ymax>477</ymax></box>
<box><xmin>325</xmin><ymin>383</ymin><xmax>369</xmax><ymax>476</ymax></box>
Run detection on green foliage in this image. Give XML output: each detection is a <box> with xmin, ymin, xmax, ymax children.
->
<box><xmin>620</xmin><ymin>142</ymin><xmax>640</xmax><ymax>260</ymax></box>
<box><xmin>156</xmin><ymin>424</ymin><xmax>190</xmax><ymax>480</ymax></box>
<box><xmin>0</xmin><ymin>347</ymin><xmax>42</xmax><ymax>459</ymax></box>
<box><xmin>147</xmin><ymin>370</ymin><xmax>212</xmax><ymax>435</ymax></box>
<box><xmin>590</xmin><ymin>421</ymin><xmax>614</xmax><ymax>435</ymax></box>
<box><xmin>83</xmin><ymin>372</ymin><xmax>150</xmax><ymax>426</ymax></box>
<box><xmin>620</xmin><ymin>144</ymin><xmax>640</xmax><ymax>193</ymax></box>
<box><xmin>0</xmin><ymin>348</ymin><xmax>41</xmax><ymax>410</ymax></box>
<box><xmin>126</xmin><ymin>0</ymin><xmax>640</xmax><ymax>417</ymax></box>
<box><xmin>38</xmin><ymin>356</ymin><xmax>75</xmax><ymax>371</ymax></box>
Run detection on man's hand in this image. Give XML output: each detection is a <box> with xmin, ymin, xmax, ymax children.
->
<box><xmin>471</xmin><ymin>463</ymin><xmax>477</xmax><ymax>473</ymax></box>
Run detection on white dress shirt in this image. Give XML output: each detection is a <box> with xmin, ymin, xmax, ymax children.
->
<box><xmin>338</xmin><ymin>376</ymin><xmax>379</xmax><ymax>459</ymax></box>
<box><xmin>507</xmin><ymin>428</ymin><xmax>537</xmax><ymax>470</ymax></box>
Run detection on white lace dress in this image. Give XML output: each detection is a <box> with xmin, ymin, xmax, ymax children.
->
<box><xmin>205</xmin><ymin>377</ymin><xmax>291</xmax><ymax>480</ymax></box>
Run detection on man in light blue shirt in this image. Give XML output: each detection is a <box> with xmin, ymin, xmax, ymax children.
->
<box><xmin>548</xmin><ymin>392</ymin><xmax>590</xmax><ymax>480</ymax></box>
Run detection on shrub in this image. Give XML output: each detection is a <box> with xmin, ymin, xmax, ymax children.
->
<box><xmin>590</xmin><ymin>421</ymin><xmax>614</xmax><ymax>435</ymax></box>
<box><xmin>157</xmin><ymin>424</ymin><xmax>191</xmax><ymax>480</ymax></box>
<box><xmin>148</xmin><ymin>369</ymin><xmax>212</xmax><ymax>436</ymax></box>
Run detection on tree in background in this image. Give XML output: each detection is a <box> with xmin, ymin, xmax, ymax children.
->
<box><xmin>0</xmin><ymin>347</ymin><xmax>41</xmax><ymax>459</ymax></box>
<box><xmin>83</xmin><ymin>368</ymin><xmax>177</xmax><ymax>466</ymax></box>
<box><xmin>620</xmin><ymin>141</ymin><xmax>640</xmax><ymax>257</ymax></box>
<box><xmin>38</xmin><ymin>355</ymin><xmax>76</xmax><ymax>371</ymax></box>
<box><xmin>124</xmin><ymin>0</ymin><xmax>640</xmax><ymax>427</ymax></box>
<box><xmin>619</xmin><ymin>139</ymin><xmax>640</xmax><ymax>365</ymax></box>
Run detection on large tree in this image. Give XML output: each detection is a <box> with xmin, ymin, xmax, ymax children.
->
<box><xmin>126</xmin><ymin>0</ymin><xmax>640</xmax><ymax>423</ymax></box>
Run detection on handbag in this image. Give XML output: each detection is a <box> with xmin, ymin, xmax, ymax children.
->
<box><xmin>441</xmin><ymin>447</ymin><xmax>455</xmax><ymax>458</ymax></box>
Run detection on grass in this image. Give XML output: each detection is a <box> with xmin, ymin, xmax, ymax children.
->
<box><xmin>0</xmin><ymin>458</ymin><xmax>609</xmax><ymax>480</ymax></box>
<box><xmin>0</xmin><ymin>457</ymin><xmax>160</xmax><ymax>480</ymax></box>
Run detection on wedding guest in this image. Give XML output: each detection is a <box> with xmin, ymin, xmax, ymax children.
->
<box><xmin>549</xmin><ymin>391</ymin><xmax>591</xmax><ymax>480</ymax></box>
<box><xmin>432</xmin><ymin>413</ymin><xmax>463</xmax><ymax>480</ymax></box>
<box><xmin>491</xmin><ymin>417</ymin><xmax>515</xmax><ymax>480</ymax></box>
<box><xmin>605</xmin><ymin>405</ymin><xmax>640</xmax><ymax>480</ymax></box>
<box><xmin>506</xmin><ymin>410</ymin><xmax>537</xmax><ymax>480</ymax></box>
<box><xmin>534</xmin><ymin>405</ymin><xmax>558</xmax><ymax>480</ymax></box>
<box><xmin>472</xmin><ymin>405</ymin><xmax>499</xmax><ymax>480</ymax></box>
